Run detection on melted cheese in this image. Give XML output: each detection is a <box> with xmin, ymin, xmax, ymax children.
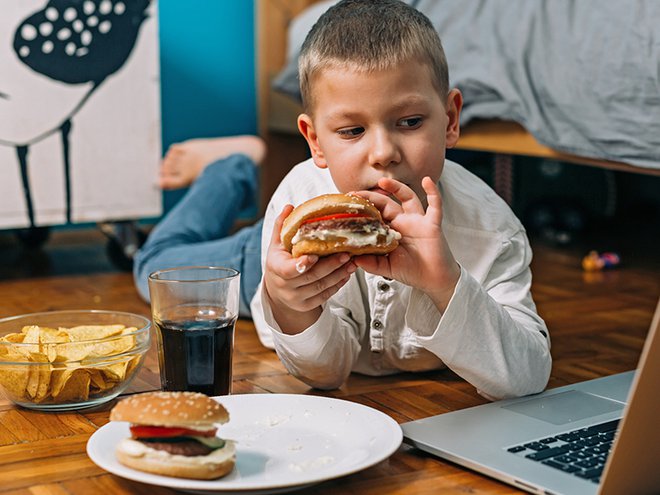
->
<box><xmin>293</xmin><ymin>224</ymin><xmax>401</xmax><ymax>247</ymax></box>
<box><xmin>118</xmin><ymin>438</ymin><xmax>236</xmax><ymax>466</ymax></box>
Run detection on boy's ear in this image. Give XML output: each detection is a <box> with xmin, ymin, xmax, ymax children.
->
<box><xmin>445</xmin><ymin>88</ymin><xmax>463</xmax><ymax>149</ymax></box>
<box><xmin>297</xmin><ymin>113</ymin><xmax>328</xmax><ymax>169</ymax></box>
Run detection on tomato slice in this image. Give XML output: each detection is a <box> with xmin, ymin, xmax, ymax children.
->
<box><xmin>129</xmin><ymin>425</ymin><xmax>218</xmax><ymax>439</ymax></box>
<box><xmin>302</xmin><ymin>212</ymin><xmax>367</xmax><ymax>225</ymax></box>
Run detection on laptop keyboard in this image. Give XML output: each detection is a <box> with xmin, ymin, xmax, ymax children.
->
<box><xmin>506</xmin><ymin>419</ymin><xmax>620</xmax><ymax>484</ymax></box>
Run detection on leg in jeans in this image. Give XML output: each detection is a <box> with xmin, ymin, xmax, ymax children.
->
<box><xmin>134</xmin><ymin>153</ymin><xmax>263</xmax><ymax>317</ymax></box>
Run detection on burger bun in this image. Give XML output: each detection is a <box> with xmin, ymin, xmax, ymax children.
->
<box><xmin>115</xmin><ymin>437</ymin><xmax>236</xmax><ymax>480</ymax></box>
<box><xmin>281</xmin><ymin>193</ymin><xmax>400</xmax><ymax>257</ymax></box>
<box><xmin>110</xmin><ymin>391</ymin><xmax>229</xmax><ymax>427</ymax></box>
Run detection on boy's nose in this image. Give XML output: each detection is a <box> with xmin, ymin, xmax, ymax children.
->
<box><xmin>368</xmin><ymin>129</ymin><xmax>400</xmax><ymax>168</ymax></box>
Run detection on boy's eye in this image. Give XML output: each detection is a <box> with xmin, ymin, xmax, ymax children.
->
<box><xmin>398</xmin><ymin>117</ymin><xmax>423</xmax><ymax>128</ymax></box>
<box><xmin>337</xmin><ymin>126</ymin><xmax>364</xmax><ymax>137</ymax></box>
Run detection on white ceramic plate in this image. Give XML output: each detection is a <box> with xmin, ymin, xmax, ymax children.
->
<box><xmin>87</xmin><ymin>393</ymin><xmax>402</xmax><ymax>494</ymax></box>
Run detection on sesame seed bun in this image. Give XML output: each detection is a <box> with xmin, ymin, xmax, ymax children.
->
<box><xmin>110</xmin><ymin>391</ymin><xmax>229</xmax><ymax>427</ymax></box>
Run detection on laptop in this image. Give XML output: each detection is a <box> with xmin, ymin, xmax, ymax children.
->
<box><xmin>401</xmin><ymin>298</ymin><xmax>660</xmax><ymax>495</ymax></box>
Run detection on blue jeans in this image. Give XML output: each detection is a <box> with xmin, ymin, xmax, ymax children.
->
<box><xmin>133</xmin><ymin>154</ymin><xmax>263</xmax><ymax>317</ymax></box>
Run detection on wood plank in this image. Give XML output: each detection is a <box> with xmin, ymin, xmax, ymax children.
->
<box><xmin>257</xmin><ymin>0</ymin><xmax>319</xmax><ymax>136</ymax></box>
<box><xmin>0</xmin><ymin>434</ymin><xmax>89</xmax><ymax>464</ymax></box>
<box><xmin>0</xmin><ymin>452</ymin><xmax>101</xmax><ymax>492</ymax></box>
<box><xmin>457</xmin><ymin>120</ymin><xmax>660</xmax><ymax>176</ymax></box>
<box><xmin>22</xmin><ymin>485</ymin><xmax>69</xmax><ymax>495</ymax></box>
<box><xmin>62</xmin><ymin>474</ymin><xmax>174</xmax><ymax>495</ymax></box>
<box><xmin>0</xmin><ymin>410</ymin><xmax>48</xmax><ymax>444</ymax></box>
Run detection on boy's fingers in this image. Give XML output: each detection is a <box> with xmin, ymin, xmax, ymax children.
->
<box><xmin>352</xmin><ymin>189</ymin><xmax>393</xmax><ymax>209</ymax></box>
<box><xmin>352</xmin><ymin>188</ymin><xmax>402</xmax><ymax>221</ymax></box>
<box><xmin>376</xmin><ymin>178</ymin><xmax>424</xmax><ymax>214</ymax></box>
<box><xmin>271</xmin><ymin>204</ymin><xmax>294</xmax><ymax>247</ymax></box>
<box><xmin>356</xmin><ymin>177</ymin><xmax>440</xmax><ymax>226</ymax></box>
<box><xmin>297</xmin><ymin>256</ymin><xmax>356</xmax><ymax>299</ymax></box>
<box><xmin>422</xmin><ymin>176</ymin><xmax>443</xmax><ymax>221</ymax></box>
<box><xmin>299</xmin><ymin>274</ymin><xmax>352</xmax><ymax>310</ymax></box>
<box><xmin>296</xmin><ymin>255</ymin><xmax>318</xmax><ymax>274</ymax></box>
<box><xmin>294</xmin><ymin>253</ymin><xmax>353</xmax><ymax>289</ymax></box>
<box><xmin>268</xmin><ymin>205</ymin><xmax>323</xmax><ymax>281</ymax></box>
<box><xmin>421</xmin><ymin>176</ymin><xmax>440</xmax><ymax>196</ymax></box>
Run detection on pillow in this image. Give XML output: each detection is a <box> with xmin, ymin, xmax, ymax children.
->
<box><xmin>271</xmin><ymin>0</ymin><xmax>335</xmax><ymax>101</ymax></box>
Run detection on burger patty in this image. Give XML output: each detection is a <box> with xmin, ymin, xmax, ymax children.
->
<box><xmin>140</xmin><ymin>439</ymin><xmax>213</xmax><ymax>456</ymax></box>
<box><xmin>300</xmin><ymin>216</ymin><xmax>383</xmax><ymax>235</ymax></box>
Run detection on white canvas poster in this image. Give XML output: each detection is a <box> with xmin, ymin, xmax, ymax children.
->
<box><xmin>0</xmin><ymin>0</ymin><xmax>161</xmax><ymax>229</ymax></box>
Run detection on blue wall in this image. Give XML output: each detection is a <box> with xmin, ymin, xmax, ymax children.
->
<box><xmin>159</xmin><ymin>1</ymin><xmax>257</xmax><ymax>145</ymax></box>
<box><xmin>158</xmin><ymin>1</ymin><xmax>257</xmax><ymax>211</ymax></box>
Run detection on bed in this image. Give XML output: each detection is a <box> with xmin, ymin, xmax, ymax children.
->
<box><xmin>256</xmin><ymin>0</ymin><xmax>660</xmax><ymax>207</ymax></box>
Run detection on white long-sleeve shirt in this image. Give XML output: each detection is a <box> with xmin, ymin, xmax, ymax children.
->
<box><xmin>250</xmin><ymin>158</ymin><xmax>551</xmax><ymax>400</ymax></box>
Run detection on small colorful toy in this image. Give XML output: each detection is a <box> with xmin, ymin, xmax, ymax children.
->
<box><xmin>582</xmin><ymin>251</ymin><xmax>621</xmax><ymax>272</ymax></box>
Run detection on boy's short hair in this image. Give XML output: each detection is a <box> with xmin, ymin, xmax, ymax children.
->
<box><xmin>299</xmin><ymin>0</ymin><xmax>449</xmax><ymax>112</ymax></box>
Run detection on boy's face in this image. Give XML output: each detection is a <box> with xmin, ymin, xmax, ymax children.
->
<box><xmin>298</xmin><ymin>60</ymin><xmax>461</xmax><ymax>203</ymax></box>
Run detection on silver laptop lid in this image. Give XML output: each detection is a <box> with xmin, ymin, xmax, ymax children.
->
<box><xmin>599</xmin><ymin>298</ymin><xmax>660</xmax><ymax>494</ymax></box>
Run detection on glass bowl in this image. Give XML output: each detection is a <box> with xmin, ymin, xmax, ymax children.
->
<box><xmin>0</xmin><ymin>310</ymin><xmax>151</xmax><ymax>411</ymax></box>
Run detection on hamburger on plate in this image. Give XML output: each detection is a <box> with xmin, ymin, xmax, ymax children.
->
<box><xmin>281</xmin><ymin>193</ymin><xmax>401</xmax><ymax>257</ymax></box>
<box><xmin>109</xmin><ymin>391</ymin><xmax>235</xmax><ymax>480</ymax></box>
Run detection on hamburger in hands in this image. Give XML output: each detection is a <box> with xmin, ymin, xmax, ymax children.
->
<box><xmin>282</xmin><ymin>193</ymin><xmax>401</xmax><ymax>257</ymax></box>
<box><xmin>109</xmin><ymin>391</ymin><xmax>235</xmax><ymax>480</ymax></box>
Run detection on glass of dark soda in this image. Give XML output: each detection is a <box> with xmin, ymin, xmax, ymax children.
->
<box><xmin>148</xmin><ymin>266</ymin><xmax>240</xmax><ymax>396</ymax></box>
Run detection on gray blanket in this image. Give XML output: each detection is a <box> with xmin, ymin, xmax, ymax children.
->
<box><xmin>273</xmin><ymin>0</ymin><xmax>660</xmax><ymax>170</ymax></box>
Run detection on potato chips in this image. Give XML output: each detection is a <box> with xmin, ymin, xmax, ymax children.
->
<box><xmin>0</xmin><ymin>323</ymin><xmax>146</xmax><ymax>405</ymax></box>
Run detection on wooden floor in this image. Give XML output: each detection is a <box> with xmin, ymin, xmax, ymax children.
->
<box><xmin>0</xmin><ymin>213</ymin><xmax>658</xmax><ymax>494</ymax></box>
<box><xmin>528</xmin><ymin>230</ymin><xmax>659</xmax><ymax>387</ymax></box>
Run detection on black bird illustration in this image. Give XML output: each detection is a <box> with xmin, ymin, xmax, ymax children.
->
<box><xmin>2</xmin><ymin>0</ymin><xmax>151</xmax><ymax>227</ymax></box>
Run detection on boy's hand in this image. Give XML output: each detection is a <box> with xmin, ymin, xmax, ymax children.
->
<box><xmin>353</xmin><ymin>176</ymin><xmax>460</xmax><ymax>312</ymax></box>
<box><xmin>263</xmin><ymin>205</ymin><xmax>357</xmax><ymax>334</ymax></box>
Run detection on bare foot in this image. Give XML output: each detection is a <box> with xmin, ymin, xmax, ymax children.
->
<box><xmin>159</xmin><ymin>135</ymin><xmax>266</xmax><ymax>190</ymax></box>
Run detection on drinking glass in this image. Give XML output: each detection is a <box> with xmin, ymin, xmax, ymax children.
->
<box><xmin>148</xmin><ymin>266</ymin><xmax>240</xmax><ymax>396</ymax></box>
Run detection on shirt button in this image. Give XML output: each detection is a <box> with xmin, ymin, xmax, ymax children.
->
<box><xmin>372</xmin><ymin>319</ymin><xmax>383</xmax><ymax>329</ymax></box>
<box><xmin>377</xmin><ymin>282</ymin><xmax>390</xmax><ymax>292</ymax></box>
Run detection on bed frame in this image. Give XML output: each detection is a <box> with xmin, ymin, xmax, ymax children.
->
<box><xmin>256</xmin><ymin>0</ymin><xmax>659</xmax><ymax>209</ymax></box>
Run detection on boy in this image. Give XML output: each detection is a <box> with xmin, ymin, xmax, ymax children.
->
<box><xmin>250</xmin><ymin>0</ymin><xmax>551</xmax><ymax>400</ymax></box>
